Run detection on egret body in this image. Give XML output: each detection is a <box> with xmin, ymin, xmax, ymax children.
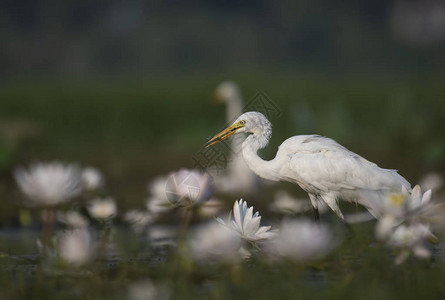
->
<box><xmin>206</xmin><ymin>111</ymin><xmax>411</xmax><ymax>220</ymax></box>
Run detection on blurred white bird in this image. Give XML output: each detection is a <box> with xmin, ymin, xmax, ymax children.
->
<box><xmin>206</xmin><ymin>111</ymin><xmax>411</xmax><ymax>220</ymax></box>
<box><xmin>213</xmin><ymin>81</ymin><xmax>259</xmax><ymax>195</ymax></box>
<box><xmin>214</xmin><ymin>81</ymin><xmax>243</xmax><ymax>124</ymax></box>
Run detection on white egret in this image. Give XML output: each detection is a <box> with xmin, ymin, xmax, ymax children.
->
<box><xmin>214</xmin><ymin>81</ymin><xmax>243</xmax><ymax>123</ymax></box>
<box><xmin>213</xmin><ymin>81</ymin><xmax>259</xmax><ymax>195</ymax></box>
<box><xmin>205</xmin><ymin>111</ymin><xmax>411</xmax><ymax>220</ymax></box>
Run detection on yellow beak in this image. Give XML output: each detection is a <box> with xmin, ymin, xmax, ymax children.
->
<box><xmin>205</xmin><ymin>122</ymin><xmax>245</xmax><ymax>148</ymax></box>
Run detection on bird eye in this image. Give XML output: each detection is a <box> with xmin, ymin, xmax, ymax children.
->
<box><xmin>239</xmin><ymin>120</ymin><xmax>246</xmax><ymax>125</ymax></box>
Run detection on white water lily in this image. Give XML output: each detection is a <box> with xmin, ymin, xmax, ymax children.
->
<box><xmin>146</xmin><ymin>170</ymin><xmax>212</xmax><ymax>216</ymax></box>
<box><xmin>127</xmin><ymin>279</ymin><xmax>171</xmax><ymax>300</ymax></box>
<box><xmin>373</xmin><ymin>185</ymin><xmax>438</xmax><ymax>240</ymax></box>
<box><xmin>59</xmin><ymin>228</ymin><xmax>93</xmax><ymax>266</ymax></box>
<box><xmin>216</xmin><ymin>199</ymin><xmax>276</xmax><ymax>242</ymax></box>
<box><xmin>189</xmin><ymin>222</ymin><xmax>241</xmax><ymax>263</ymax></box>
<box><xmin>57</xmin><ymin>210</ymin><xmax>89</xmax><ymax>228</ymax></box>
<box><xmin>407</xmin><ymin>185</ymin><xmax>433</xmax><ymax>212</ymax></box>
<box><xmin>375</xmin><ymin>215</ymin><xmax>400</xmax><ymax>241</ymax></box>
<box><xmin>369</xmin><ymin>185</ymin><xmax>434</xmax><ymax>221</ymax></box>
<box><xmin>81</xmin><ymin>167</ymin><xmax>105</xmax><ymax>191</ymax></box>
<box><xmin>165</xmin><ymin>169</ymin><xmax>212</xmax><ymax>207</ymax></box>
<box><xmin>88</xmin><ymin>197</ymin><xmax>117</xmax><ymax>220</ymax></box>
<box><xmin>264</xmin><ymin>219</ymin><xmax>335</xmax><ymax>262</ymax></box>
<box><xmin>146</xmin><ymin>176</ymin><xmax>175</xmax><ymax>215</ymax></box>
<box><xmin>125</xmin><ymin>278</ymin><xmax>172</xmax><ymax>300</ymax></box>
<box><xmin>369</xmin><ymin>184</ymin><xmax>439</xmax><ymax>264</ymax></box>
<box><xmin>387</xmin><ymin>223</ymin><xmax>433</xmax><ymax>265</ymax></box>
<box><xmin>14</xmin><ymin>162</ymin><xmax>82</xmax><ymax>207</ymax></box>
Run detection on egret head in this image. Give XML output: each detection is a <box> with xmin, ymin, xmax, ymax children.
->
<box><xmin>205</xmin><ymin>111</ymin><xmax>271</xmax><ymax>147</ymax></box>
<box><xmin>214</xmin><ymin>81</ymin><xmax>241</xmax><ymax>103</ymax></box>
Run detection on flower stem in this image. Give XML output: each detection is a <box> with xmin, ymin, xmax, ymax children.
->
<box><xmin>41</xmin><ymin>208</ymin><xmax>56</xmax><ymax>247</ymax></box>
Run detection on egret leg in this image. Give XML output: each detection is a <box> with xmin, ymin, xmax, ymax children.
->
<box><xmin>309</xmin><ymin>194</ymin><xmax>320</xmax><ymax>222</ymax></box>
<box><xmin>321</xmin><ymin>195</ymin><xmax>344</xmax><ymax>220</ymax></box>
<box><xmin>342</xmin><ymin>220</ymin><xmax>354</xmax><ymax>239</ymax></box>
<box><xmin>313</xmin><ymin>207</ymin><xmax>320</xmax><ymax>222</ymax></box>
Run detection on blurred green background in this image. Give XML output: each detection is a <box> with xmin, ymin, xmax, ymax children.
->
<box><xmin>1</xmin><ymin>0</ymin><xmax>445</xmax><ymax>222</ymax></box>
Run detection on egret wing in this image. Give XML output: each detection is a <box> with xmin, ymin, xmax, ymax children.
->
<box><xmin>283</xmin><ymin>136</ymin><xmax>409</xmax><ymax>193</ymax></box>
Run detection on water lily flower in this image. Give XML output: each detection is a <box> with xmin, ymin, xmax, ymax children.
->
<box><xmin>407</xmin><ymin>185</ymin><xmax>433</xmax><ymax>212</ymax></box>
<box><xmin>264</xmin><ymin>219</ymin><xmax>335</xmax><ymax>262</ymax></box>
<box><xmin>127</xmin><ymin>279</ymin><xmax>171</xmax><ymax>300</ymax></box>
<box><xmin>165</xmin><ymin>169</ymin><xmax>212</xmax><ymax>207</ymax></box>
<box><xmin>387</xmin><ymin>223</ymin><xmax>433</xmax><ymax>265</ymax></box>
<box><xmin>14</xmin><ymin>162</ymin><xmax>82</xmax><ymax>207</ymax></box>
<box><xmin>375</xmin><ymin>214</ymin><xmax>400</xmax><ymax>241</ymax></box>
<box><xmin>216</xmin><ymin>199</ymin><xmax>276</xmax><ymax>242</ymax></box>
<box><xmin>369</xmin><ymin>184</ymin><xmax>439</xmax><ymax>264</ymax></box>
<box><xmin>88</xmin><ymin>197</ymin><xmax>117</xmax><ymax>220</ymax></box>
<box><xmin>57</xmin><ymin>210</ymin><xmax>89</xmax><ymax>228</ymax></box>
<box><xmin>58</xmin><ymin>228</ymin><xmax>93</xmax><ymax>266</ymax></box>
<box><xmin>369</xmin><ymin>185</ymin><xmax>435</xmax><ymax>221</ymax></box>
<box><xmin>81</xmin><ymin>166</ymin><xmax>105</xmax><ymax>191</ymax></box>
<box><xmin>146</xmin><ymin>170</ymin><xmax>212</xmax><ymax>216</ymax></box>
<box><xmin>372</xmin><ymin>185</ymin><xmax>438</xmax><ymax>240</ymax></box>
<box><xmin>189</xmin><ymin>222</ymin><xmax>241</xmax><ymax>263</ymax></box>
<box><xmin>146</xmin><ymin>176</ymin><xmax>175</xmax><ymax>215</ymax></box>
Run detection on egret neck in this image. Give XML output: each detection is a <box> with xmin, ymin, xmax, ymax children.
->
<box><xmin>241</xmin><ymin>123</ymin><xmax>280</xmax><ymax>181</ymax></box>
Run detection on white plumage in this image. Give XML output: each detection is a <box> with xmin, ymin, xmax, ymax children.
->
<box><xmin>206</xmin><ymin>111</ymin><xmax>411</xmax><ymax>220</ymax></box>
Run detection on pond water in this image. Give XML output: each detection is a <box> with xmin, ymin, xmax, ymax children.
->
<box><xmin>1</xmin><ymin>223</ymin><xmax>444</xmax><ymax>300</ymax></box>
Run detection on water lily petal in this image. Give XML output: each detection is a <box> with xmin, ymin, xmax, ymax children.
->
<box><xmin>421</xmin><ymin>189</ymin><xmax>432</xmax><ymax>204</ymax></box>
<box><xmin>256</xmin><ymin>225</ymin><xmax>271</xmax><ymax>235</ymax></box>
<box><xmin>243</xmin><ymin>215</ymin><xmax>261</xmax><ymax>237</ymax></box>
<box><xmin>233</xmin><ymin>200</ymin><xmax>242</xmax><ymax>229</ymax></box>
<box><xmin>242</xmin><ymin>207</ymin><xmax>254</xmax><ymax>231</ymax></box>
